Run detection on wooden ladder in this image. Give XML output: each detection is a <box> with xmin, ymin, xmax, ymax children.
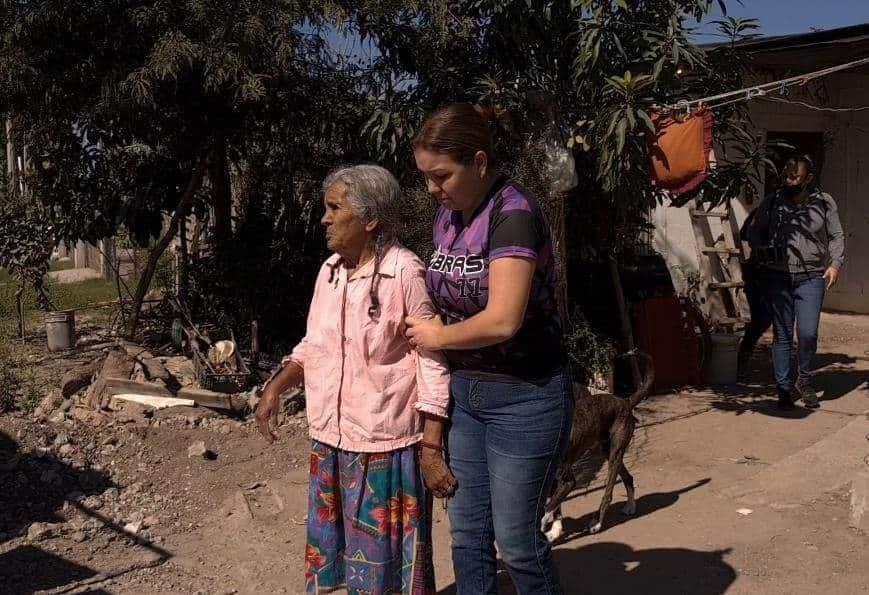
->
<box><xmin>688</xmin><ymin>200</ymin><xmax>750</xmax><ymax>330</ymax></box>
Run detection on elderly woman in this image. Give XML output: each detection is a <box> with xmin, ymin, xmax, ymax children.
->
<box><xmin>256</xmin><ymin>165</ymin><xmax>455</xmax><ymax>595</ymax></box>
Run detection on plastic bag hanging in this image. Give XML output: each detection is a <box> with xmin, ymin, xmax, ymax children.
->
<box><xmin>543</xmin><ymin>129</ymin><xmax>578</xmax><ymax>193</ymax></box>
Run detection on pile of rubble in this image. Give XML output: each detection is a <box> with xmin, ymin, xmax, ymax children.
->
<box><xmin>36</xmin><ymin>339</ymin><xmax>266</xmax><ymax>431</ymax></box>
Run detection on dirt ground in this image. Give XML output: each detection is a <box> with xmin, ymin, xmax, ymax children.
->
<box><xmin>1</xmin><ymin>312</ymin><xmax>867</xmax><ymax>594</ymax></box>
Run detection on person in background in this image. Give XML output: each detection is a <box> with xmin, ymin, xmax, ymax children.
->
<box><xmin>405</xmin><ymin>103</ymin><xmax>574</xmax><ymax>595</ymax></box>
<box><xmin>744</xmin><ymin>155</ymin><xmax>845</xmax><ymax>409</ymax></box>
<box><xmin>737</xmin><ymin>198</ymin><xmax>774</xmax><ymax>377</ymax></box>
<box><xmin>256</xmin><ymin>165</ymin><xmax>455</xmax><ymax>595</ymax></box>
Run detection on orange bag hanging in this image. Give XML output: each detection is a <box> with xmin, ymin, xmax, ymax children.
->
<box><xmin>648</xmin><ymin>108</ymin><xmax>714</xmax><ymax>195</ymax></box>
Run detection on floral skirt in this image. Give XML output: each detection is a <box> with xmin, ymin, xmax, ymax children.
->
<box><xmin>305</xmin><ymin>440</ymin><xmax>435</xmax><ymax>594</ymax></box>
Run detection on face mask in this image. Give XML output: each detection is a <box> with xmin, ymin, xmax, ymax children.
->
<box><xmin>782</xmin><ymin>183</ymin><xmax>808</xmax><ymax>199</ymax></box>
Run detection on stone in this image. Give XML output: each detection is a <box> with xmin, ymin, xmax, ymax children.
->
<box><xmin>187</xmin><ymin>441</ymin><xmax>216</xmax><ymax>460</ymax></box>
<box><xmin>48</xmin><ymin>410</ymin><xmax>66</xmax><ymax>424</ymax></box>
<box><xmin>103</xmin><ymin>487</ymin><xmax>120</xmax><ymax>501</ymax></box>
<box><xmin>59</xmin><ymin>399</ymin><xmax>74</xmax><ymax>412</ymax></box>
<box><xmin>53</xmin><ymin>431</ymin><xmax>70</xmax><ymax>446</ymax></box>
<box><xmin>70</xmin><ymin>531</ymin><xmax>87</xmax><ymax>543</ymax></box>
<box><xmin>38</xmin><ymin>391</ymin><xmax>63</xmax><ymax>414</ymax></box>
<box><xmin>154</xmin><ymin>404</ymin><xmax>217</xmax><ymax>421</ymax></box>
<box><xmin>218</xmin><ymin>424</ymin><xmax>232</xmax><ymax>435</ymax></box>
<box><xmin>58</xmin><ymin>444</ymin><xmax>75</xmax><ymax>457</ymax></box>
<box><xmin>123</xmin><ymin>521</ymin><xmax>143</xmax><ymax>535</ymax></box>
<box><xmin>849</xmin><ymin>467</ymin><xmax>869</xmax><ymax>532</ymax></box>
<box><xmin>81</xmin><ymin>518</ymin><xmax>104</xmax><ymax>532</ymax></box>
<box><xmin>143</xmin><ymin>515</ymin><xmax>159</xmax><ymax>528</ymax></box>
<box><xmin>125</xmin><ymin>481</ymin><xmax>144</xmax><ymax>495</ymax></box>
<box><xmin>72</xmin><ymin>407</ymin><xmax>105</xmax><ymax>427</ymax></box>
<box><xmin>27</xmin><ymin>522</ymin><xmax>58</xmax><ymax>542</ymax></box>
<box><xmin>83</xmin><ymin>495</ymin><xmax>103</xmax><ymax>510</ymax></box>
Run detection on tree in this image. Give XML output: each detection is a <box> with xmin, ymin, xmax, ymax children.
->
<box><xmin>331</xmin><ymin>0</ymin><xmax>762</xmax><ymax>378</ymax></box>
<box><xmin>0</xmin><ymin>0</ymin><xmax>364</xmax><ymax>338</ymax></box>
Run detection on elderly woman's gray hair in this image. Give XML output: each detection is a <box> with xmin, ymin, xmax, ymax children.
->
<box><xmin>323</xmin><ymin>164</ymin><xmax>404</xmax><ymax>245</ymax></box>
<box><xmin>323</xmin><ymin>164</ymin><xmax>404</xmax><ymax>316</ymax></box>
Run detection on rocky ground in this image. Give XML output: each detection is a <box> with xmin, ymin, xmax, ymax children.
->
<box><xmin>1</xmin><ymin>312</ymin><xmax>867</xmax><ymax>594</ymax></box>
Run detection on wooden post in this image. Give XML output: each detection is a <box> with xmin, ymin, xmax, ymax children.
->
<box><xmin>99</xmin><ymin>239</ymin><xmax>116</xmax><ymax>282</ymax></box>
<box><xmin>250</xmin><ymin>320</ymin><xmax>260</xmax><ymax>367</ymax></box>
<box><xmin>178</xmin><ymin>215</ymin><xmax>189</xmax><ymax>302</ymax></box>
<box><xmin>15</xmin><ymin>283</ymin><xmax>25</xmax><ymax>339</ymax></box>
<box><xmin>608</xmin><ymin>255</ymin><xmax>642</xmax><ymax>388</ymax></box>
<box><xmin>6</xmin><ymin>118</ymin><xmax>16</xmax><ymax>195</ymax></box>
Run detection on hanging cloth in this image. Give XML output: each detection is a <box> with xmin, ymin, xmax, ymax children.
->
<box><xmin>648</xmin><ymin>108</ymin><xmax>714</xmax><ymax>195</ymax></box>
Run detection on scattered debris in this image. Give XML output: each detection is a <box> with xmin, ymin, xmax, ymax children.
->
<box><xmin>123</xmin><ymin>520</ymin><xmax>143</xmax><ymax>535</ymax></box>
<box><xmin>735</xmin><ymin>455</ymin><xmax>767</xmax><ymax>466</ymax></box>
<box><xmin>187</xmin><ymin>440</ymin><xmax>217</xmax><ymax>460</ymax></box>
<box><xmin>737</xmin><ymin>508</ymin><xmax>754</xmax><ymax>516</ymax></box>
<box><xmin>60</xmin><ymin>358</ymin><xmax>103</xmax><ymax>398</ymax></box>
<box><xmin>104</xmin><ymin>377</ymin><xmax>173</xmax><ymax>399</ymax></box>
<box><xmin>119</xmin><ymin>340</ymin><xmax>171</xmax><ymax>382</ymax></box>
<box><xmin>112</xmin><ymin>394</ymin><xmax>196</xmax><ymax>410</ymax></box>
<box><xmin>27</xmin><ymin>522</ymin><xmax>62</xmax><ymax>542</ymax></box>
<box><xmin>86</xmin><ymin>349</ymin><xmax>135</xmax><ymax>409</ymax></box>
<box><xmin>177</xmin><ymin>387</ymin><xmax>245</xmax><ymax>411</ymax></box>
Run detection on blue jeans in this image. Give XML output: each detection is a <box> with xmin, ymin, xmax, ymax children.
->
<box><xmin>447</xmin><ymin>369</ymin><xmax>574</xmax><ymax>595</ymax></box>
<box><xmin>766</xmin><ymin>271</ymin><xmax>826</xmax><ymax>391</ymax></box>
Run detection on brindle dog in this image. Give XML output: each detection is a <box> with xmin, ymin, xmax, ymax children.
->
<box><xmin>542</xmin><ymin>353</ymin><xmax>654</xmax><ymax>541</ymax></box>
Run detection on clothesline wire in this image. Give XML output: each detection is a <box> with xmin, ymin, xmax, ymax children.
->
<box><xmin>759</xmin><ymin>95</ymin><xmax>869</xmax><ymax>113</ymax></box>
<box><xmin>659</xmin><ymin>55</ymin><xmax>869</xmax><ymax>112</ymax></box>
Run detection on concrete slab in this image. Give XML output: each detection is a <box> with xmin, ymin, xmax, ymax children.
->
<box><xmin>717</xmin><ymin>410</ymin><xmax>869</xmax><ymax>507</ymax></box>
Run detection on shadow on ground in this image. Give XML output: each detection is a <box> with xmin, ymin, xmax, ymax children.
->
<box><xmin>0</xmin><ymin>430</ymin><xmax>114</xmax><ymax>544</ymax></box>
<box><xmin>438</xmin><ymin>540</ymin><xmax>734</xmax><ymax>595</ymax></box>
<box><xmin>709</xmin><ymin>349</ymin><xmax>866</xmax><ymax>419</ymax></box>
<box><xmin>437</xmin><ymin>479</ymin><xmax>721</xmax><ymax>595</ymax></box>
<box><xmin>0</xmin><ymin>429</ymin><xmax>171</xmax><ymax>593</ymax></box>
<box><xmin>552</xmin><ymin>542</ymin><xmax>735</xmax><ymax>595</ymax></box>
<box><xmin>556</xmin><ymin>478</ymin><xmax>710</xmax><ymax>544</ymax></box>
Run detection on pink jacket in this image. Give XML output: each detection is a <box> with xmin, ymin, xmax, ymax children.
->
<box><xmin>278</xmin><ymin>241</ymin><xmax>450</xmax><ymax>453</ymax></box>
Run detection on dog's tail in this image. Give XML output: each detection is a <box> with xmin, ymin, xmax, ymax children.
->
<box><xmin>627</xmin><ymin>351</ymin><xmax>655</xmax><ymax>410</ymax></box>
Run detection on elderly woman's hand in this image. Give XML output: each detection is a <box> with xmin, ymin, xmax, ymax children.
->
<box><xmin>255</xmin><ymin>388</ymin><xmax>281</xmax><ymax>443</ymax></box>
<box><xmin>420</xmin><ymin>446</ymin><xmax>457</xmax><ymax>498</ymax></box>
<box><xmin>405</xmin><ymin>316</ymin><xmax>445</xmax><ymax>351</ymax></box>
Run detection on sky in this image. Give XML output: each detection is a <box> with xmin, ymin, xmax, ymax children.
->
<box><xmin>320</xmin><ymin>2</ymin><xmax>869</xmax><ymax>62</ymax></box>
<box><xmin>695</xmin><ymin>0</ymin><xmax>869</xmax><ymax>42</ymax></box>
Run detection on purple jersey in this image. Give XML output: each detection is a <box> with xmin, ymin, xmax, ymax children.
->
<box><xmin>425</xmin><ymin>177</ymin><xmax>564</xmax><ymax>380</ymax></box>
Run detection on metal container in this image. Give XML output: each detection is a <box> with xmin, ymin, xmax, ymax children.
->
<box><xmin>45</xmin><ymin>310</ymin><xmax>76</xmax><ymax>352</ymax></box>
<box><xmin>704</xmin><ymin>332</ymin><xmax>740</xmax><ymax>385</ymax></box>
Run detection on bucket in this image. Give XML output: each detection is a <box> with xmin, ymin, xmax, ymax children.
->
<box><xmin>45</xmin><ymin>310</ymin><xmax>76</xmax><ymax>352</ymax></box>
<box><xmin>704</xmin><ymin>332</ymin><xmax>741</xmax><ymax>385</ymax></box>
